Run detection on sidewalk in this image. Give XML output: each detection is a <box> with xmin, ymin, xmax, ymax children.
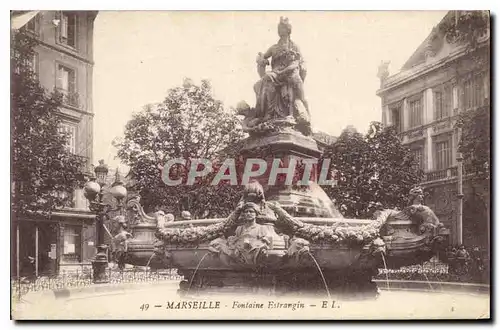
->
<box><xmin>17</xmin><ymin>279</ymin><xmax>181</xmax><ymax>303</ymax></box>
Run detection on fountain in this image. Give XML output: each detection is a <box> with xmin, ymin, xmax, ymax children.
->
<box><xmin>121</xmin><ymin>17</ymin><xmax>448</xmax><ymax>298</ymax></box>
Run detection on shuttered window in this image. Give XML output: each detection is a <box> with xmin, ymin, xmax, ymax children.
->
<box><xmin>59</xmin><ymin>11</ymin><xmax>77</xmax><ymax>48</ymax></box>
<box><xmin>435</xmin><ymin>139</ymin><xmax>452</xmax><ymax>170</ymax></box>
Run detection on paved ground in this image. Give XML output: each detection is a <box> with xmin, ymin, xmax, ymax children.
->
<box><xmin>12</xmin><ymin>281</ymin><xmax>490</xmax><ymax>320</ymax></box>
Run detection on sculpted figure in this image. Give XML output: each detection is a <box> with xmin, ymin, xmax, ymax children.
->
<box><xmin>155</xmin><ymin>210</ymin><xmax>175</xmax><ymax>229</ymax></box>
<box><xmin>286</xmin><ymin>237</ymin><xmax>310</xmax><ymax>263</ymax></box>
<box><xmin>112</xmin><ymin>216</ymin><xmax>133</xmax><ymax>270</ymax></box>
<box><xmin>407</xmin><ymin>186</ymin><xmax>443</xmax><ymax>231</ymax></box>
<box><xmin>209</xmin><ymin>202</ymin><xmax>275</xmax><ymax>266</ymax></box>
<box><xmin>231</xmin><ymin>202</ymin><xmax>274</xmax><ymax>263</ymax></box>
<box><xmin>237</xmin><ymin>17</ymin><xmax>311</xmax><ymax>136</ymax></box>
<box><xmin>237</xmin><ymin>181</ymin><xmax>278</xmax><ymax>225</ymax></box>
<box><xmin>385</xmin><ymin>186</ymin><xmax>444</xmax><ymax>240</ymax></box>
<box><xmin>181</xmin><ymin>211</ymin><xmax>192</xmax><ymax>221</ymax></box>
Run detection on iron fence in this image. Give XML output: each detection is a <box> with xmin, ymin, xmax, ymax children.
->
<box><xmin>374</xmin><ymin>259</ymin><xmax>489</xmax><ymax>284</ymax></box>
<box><xmin>12</xmin><ymin>260</ymin><xmax>489</xmax><ymax>300</ymax></box>
<box><xmin>11</xmin><ymin>268</ymin><xmax>184</xmax><ymax>299</ymax></box>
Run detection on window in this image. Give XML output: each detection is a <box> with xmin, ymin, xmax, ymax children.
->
<box><xmin>390</xmin><ymin>105</ymin><xmax>401</xmax><ymax>133</ymax></box>
<box><xmin>435</xmin><ymin>139</ymin><xmax>452</xmax><ymax>170</ymax></box>
<box><xmin>59</xmin><ymin>123</ymin><xmax>77</xmax><ymax>154</ymax></box>
<box><xmin>410</xmin><ymin>148</ymin><xmax>424</xmax><ymax>170</ymax></box>
<box><xmin>408</xmin><ymin>96</ymin><xmax>423</xmax><ymax>128</ymax></box>
<box><xmin>434</xmin><ymin>86</ymin><xmax>452</xmax><ymax>120</ymax></box>
<box><xmin>56</xmin><ymin>64</ymin><xmax>79</xmax><ymax>107</ymax></box>
<box><xmin>473</xmin><ymin>74</ymin><xmax>485</xmax><ymax>107</ymax></box>
<box><xmin>57</xmin><ymin>64</ymin><xmax>75</xmax><ymax>93</ymax></box>
<box><xmin>463</xmin><ymin>74</ymin><xmax>486</xmax><ymax>110</ymax></box>
<box><xmin>59</xmin><ymin>12</ymin><xmax>77</xmax><ymax>48</ymax></box>
<box><xmin>62</xmin><ymin>225</ymin><xmax>81</xmax><ymax>262</ymax></box>
<box><xmin>464</xmin><ymin>78</ymin><xmax>474</xmax><ymax>110</ymax></box>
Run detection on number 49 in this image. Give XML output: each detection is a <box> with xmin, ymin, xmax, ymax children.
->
<box><xmin>140</xmin><ymin>304</ymin><xmax>149</xmax><ymax>311</ymax></box>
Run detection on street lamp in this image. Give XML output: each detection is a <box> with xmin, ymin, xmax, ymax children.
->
<box><xmin>84</xmin><ymin>160</ymin><xmax>127</xmax><ymax>284</ymax></box>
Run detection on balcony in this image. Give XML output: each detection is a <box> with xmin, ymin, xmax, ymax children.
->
<box><xmin>423</xmin><ymin>166</ymin><xmax>460</xmax><ymax>183</ymax></box>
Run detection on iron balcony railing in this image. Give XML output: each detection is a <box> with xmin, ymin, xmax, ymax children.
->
<box><xmin>424</xmin><ymin>166</ymin><xmax>460</xmax><ymax>182</ymax></box>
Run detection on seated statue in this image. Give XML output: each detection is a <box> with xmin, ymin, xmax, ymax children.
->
<box><xmin>237</xmin><ymin>17</ymin><xmax>311</xmax><ymax>136</ymax></box>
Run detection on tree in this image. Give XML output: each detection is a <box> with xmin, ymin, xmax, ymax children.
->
<box><xmin>321</xmin><ymin>122</ymin><xmax>423</xmax><ymax>218</ymax></box>
<box><xmin>11</xmin><ymin>30</ymin><xmax>86</xmax><ymax>216</ymax></box>
<box><xmin>457</xmin><ymin>104</ymin><xmax>490</xmax><ymax>250</ymax></box>
<box><xmin>444</xmin><ymin>10</ymin><xmax>491</xmax><ymax>250</ymax></box>
<box><xmin>115</xmin><ymin>79</ymin><xmax>245</xmax><ymax>218</ymax></box>
<box><xmin>457</xmin><ymin>105</ymin><xmax>490</xmax><ymax>181</ymax></box>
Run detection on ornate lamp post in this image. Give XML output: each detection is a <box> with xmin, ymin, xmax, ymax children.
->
<box><xmin>84</xmin><ymin>160</ymin><xmax>128</xmax><ymax>284</ymax></box>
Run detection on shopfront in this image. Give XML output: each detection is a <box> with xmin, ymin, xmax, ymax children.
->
<box><xmin>12</xmin><ymin>211</ymin><xmax>96</xmax><ymax>278</ymax></box>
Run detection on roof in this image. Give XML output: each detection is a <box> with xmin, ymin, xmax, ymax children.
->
<box><xmin>10</xmin><ymin>11</ymin><xmax>40</xmax><ymax>30</ymax></box>
<box><xmin>377</xmin><ymin>11</ymin><xmax>490</xmax><ymax>96</ymax></box>
<box><xmin>10</xmin><ymin>10</ymin><xmax>99</xmax><ymax>30</ymax></box>
<box><xmin>401</xmin><ymin>11</ymin><xmax>455</xmax><ymax>70</ymax></box>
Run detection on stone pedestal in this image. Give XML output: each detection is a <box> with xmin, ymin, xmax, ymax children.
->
<box><xmin>240</xmin><ymin>131</ymin><xmax>341</xmax><ymax>218</ymax></box>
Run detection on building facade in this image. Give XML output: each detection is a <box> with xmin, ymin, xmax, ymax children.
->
<box><xmin>376</xmin><ymin>11</ymin><xmax>490</xmax><ymax>249</ymax></box>
<box><xmin>11</xmin><ymin>11</ymin><xmax>98</xmax><ymax>277</ymax></box>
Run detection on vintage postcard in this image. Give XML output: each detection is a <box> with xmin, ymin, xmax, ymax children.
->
<box><xmin>10</xmin><ymin>10</ymin><xmax>490</xmax><ymax>320</ymax></box>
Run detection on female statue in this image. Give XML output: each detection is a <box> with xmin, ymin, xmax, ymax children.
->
<box><xmin>244</xmin><ymin>17</ymin><xmax>311</xmax><ymax>135</ymax></box>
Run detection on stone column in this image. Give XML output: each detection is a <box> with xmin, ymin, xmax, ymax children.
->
<box><xmin>402</xmin><ymin>98</ymin><xmax>409</xmax><ymax>131</ymax></box>
<box><xmin>452</xmin><ymin>85</ymin><xmax>460</xmax><ymax>115</ymax></box>
<box><xmin>423</xmin><ymin>89</ymin><xmax>434</xmax><ymax>172</ymax></box>
<box><xmin>382</xmin><ymin>105</ymin><xmax>390</xmax><ymax>126</ymax></box>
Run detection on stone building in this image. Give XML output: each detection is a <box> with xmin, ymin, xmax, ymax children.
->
<box><xmin>313</xmin><ymin>131</ymin><xmax>338</xmax><ymax>151</ymax></box>
<box><xmin>376</xmin><ymin>11</ymin><xmax>490</xmax><ymax>249</ymax></box>
<box><xmin>11</xmin><ymin>11</ymin><xmax>98</xmax><ymax>277</ymax></box>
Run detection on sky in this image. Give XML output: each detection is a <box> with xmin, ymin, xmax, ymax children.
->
<box><xmin>92</xmin><ymin>11</ymin><xmax>447</xmax><ymax>168</ymax></box>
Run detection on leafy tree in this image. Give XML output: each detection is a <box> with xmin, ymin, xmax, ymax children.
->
<box><xmin>11</xmin><ymin>30</ymin><xmax>86</xmax><ymax>216</ymax></box>
<box><xmin>115</xmin><ymin>79</ymin><xmax>245</xmax><ymax>218</ymax></box>
<box><xmin>444</xmin><ymin>10</ymin><xmax>491</xmax><ymax>250</ymax></box>
<box><xmin>457</xmin><ymin>105</ymin><xmax>490</xmax><ymax>249</ymax></box>
<box><xmin>321</xmin><ymin>122</ymin><xmax>423</xmax><ymax>218</ymax></box>
<box><xmin>457</xmin><ymin>105</ymin><xmax>490</xmax><ymax>181</ymax></box>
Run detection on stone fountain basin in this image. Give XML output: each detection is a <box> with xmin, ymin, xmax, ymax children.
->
<box><xmin>127</xmin><ymin>217</ymin><xmax>393</xmax><ymax>271</ymax></box>
<box><xmin>161</xmin><ymin>243</ymin><xmax>371</xmax><ymax>271</ymax></box>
